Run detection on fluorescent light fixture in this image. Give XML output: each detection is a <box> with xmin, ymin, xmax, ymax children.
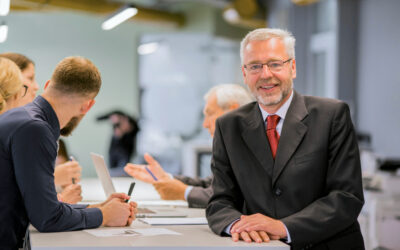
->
<box><xmin>223</xmin><ymin>7</ymin><xmax>240</xmax><ymax>22</ymax></box>
<box><xmin>0</xmin><ymin>0</ymin><xmax>10</xmax><ymax>16</ymax></box>
<box><xmin>0</xmin><ymin>23</ymin><xmax>8</xmax><ymax>43</ymax></box>
<box><xmin>102</xmin><ymin>5</ymin><xmax>138</xmax><ymax>30</ymax></box>
<box><xmin>138</xmin><ymin>42</ymin><xmax>159</xmax><ymax>55</ymax></box>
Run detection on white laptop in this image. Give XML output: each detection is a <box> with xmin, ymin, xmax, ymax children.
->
<box><xmin>90</xmin><ymin>152</ymin><xmax>187</xmax><ymax>218</ymax></box>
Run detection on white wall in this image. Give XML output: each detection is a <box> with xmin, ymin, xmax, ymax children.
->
<box><xmin>1</xmin><ymin>11</ymin><xmax>172</xmax><ymax>177</ymax></box>
<box><xmin>357</xmin><ymin>0</ymin><xmax>400</xmax><ymax>157</ymax></box>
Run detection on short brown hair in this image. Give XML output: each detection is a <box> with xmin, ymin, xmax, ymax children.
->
<box><xmin>0</xmin><ymin>52</ymin><xmax>34</xmax><ymax>71</ymax></box>
<box><xmin>51</xmin><ymin>56</ymin><xmax>101</xmax><ymax>97</ymax></box>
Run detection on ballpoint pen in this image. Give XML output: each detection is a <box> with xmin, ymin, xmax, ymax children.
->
<box><xmin>70</xmin><ymin>156</ymin><xmax>76</xmax><ymax>184</ymax></box>
<box><xmin>126</xmin><ymin>182</ymin><xmax>136</xmax><ymax>203</ymax></box>
<box><xmin>145</xmin><ymin>166</ymin><xmax>158</xmax><ymax>181</ymax></box>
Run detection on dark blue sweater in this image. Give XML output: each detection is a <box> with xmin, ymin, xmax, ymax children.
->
<box><xmin>0</xmin><ymin>96</ymin><xmax>102</xmax><ymax>249</ymax></box>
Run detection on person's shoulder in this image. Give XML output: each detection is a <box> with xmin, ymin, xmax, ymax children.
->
<box><xmin>0</xmin><ymin>107</ymin><xmax>30</xmax><ymax>133</ymax></box>
<box><xmin>302</xmin><ymin>95</ymin><xmax>348</xmax><ymax>112</ymax></box>
<box><xmin>300</xmin><ymin>94</ymin><xmax>351</xmax><ymax>122</ymax></box>
<box><xmin>219</xmin><ymin>101</ymin><xmax>258</xmax><ymax>122</ymax></box>
<box><xmin>14</xmin><ymin>117</ymin><xmax>52</xmax><ymax>139</ymax></box>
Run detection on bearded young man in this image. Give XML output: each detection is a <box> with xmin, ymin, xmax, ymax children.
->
<box><xmin>206</xmin><ymin>28</ymin><xmax>365</xmax><ymax>250</ymax></box>
<box><xmin>0</xmin><ymin>56</ymin><xmax>137</xmax><ymax>249</ymax></box>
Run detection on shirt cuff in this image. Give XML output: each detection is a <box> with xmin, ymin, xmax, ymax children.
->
<box><xmin>224</xmin><ymin>219</ymin><xmax>240</xmax><ymax>235</ymax></box>
<box><xmin>82</xmin><ymin>207</ymin><xmax>103</xmax><ymax>228</ymax></box>
<box><xmin>184</xmin><ymin>186</ymin><xmax>193</xmax><ymax>201</ymax></box>
<box><xmin>283</xmin><ymin>222</ymin><xmax>292</xmax><ymax>243</ymax></box>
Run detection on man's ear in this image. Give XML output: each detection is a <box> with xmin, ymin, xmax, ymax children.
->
<box><xmin>80</xmin><ymin>99</ymin><xmax>95</xmax><ymax>114</ymax></box>
<box><xmin>241</xmin><ymin>65</ymin><xmax>247</xmax><ymax>78</ymax></box>
<box><xmin>291</xmin><ymin>59</ymin><xmax>297</xmax><ymax>79</ymax></box>
<box><xmin>228</xmin><ymin>102</ymin><xmax>239</xmax><ymax>111</ymax></box>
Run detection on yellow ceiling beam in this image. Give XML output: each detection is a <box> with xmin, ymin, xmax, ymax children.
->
<box><xmin>292</xmin><ymin>0</ymin><xmax>320</xmax><ymax>6</ymax></box>
<box><xmin>10</xmin><ymin>0</ymin><xmax>185</xmax><ymax>27</ymax></box>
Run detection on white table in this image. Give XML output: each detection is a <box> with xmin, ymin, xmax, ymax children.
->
<box><xmin>29</xmin><ymin>178</ymin><xmax>289</xmax><ymax>249</ymax></box>
<box><xmin>30</xmin><ymin>207</ymin><xmax>289</xmax><ymax>249</ymax></box>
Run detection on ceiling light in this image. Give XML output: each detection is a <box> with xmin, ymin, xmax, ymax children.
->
<box><xmin>0</xmin><ymin>23</ymin><xmax>8</xmax><ymax>43</ymax></box>
<box><xmin>223</xmin><ymin>7</ymin><xmax>240</xmax><ymax>22</ymax></box>
<box><xmin>0</xmin><ymin>0</ymin><xmax>10</xmax><ymax>16</ymax></box>
<box><xmin>137</xmin><ymin>42</ymin><xmax>159</xmax><ymax>55</ymax></box>
<box><xmin>102</xmin><ymin>5</ymin><xmax>138</xmax><ymax>30</ymax></box>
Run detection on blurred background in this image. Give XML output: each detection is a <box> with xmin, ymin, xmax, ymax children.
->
<box><xmin>1</xmin><ymin>0</ymin><xmax>399</xmax><ymax>249</ymax></box>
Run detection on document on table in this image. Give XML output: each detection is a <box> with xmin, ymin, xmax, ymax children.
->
<box><xmin>139</xmin><ymin>217</ymin><xmax>208</xmax><ymax>225</ymax></box>
<box><xmin>84</xmin><ymin>228</ymin><xmax>181</xmax><ymax>237</ymax></box>
<box><xmin>137</xmin><ymin>200</ymin><xmax>188</xmax><ymax>207</ymax></box>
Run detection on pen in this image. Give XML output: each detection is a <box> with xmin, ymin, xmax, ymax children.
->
<box><xmin>145</xmin><ymin>166</ymin><xmax>158</xmax><ymax>181</ymax></box>
<box><xmin>126</xmin><ymin>182</ymin><xmax>136</xmax><ymax>203</ymax></box>
<box><xmin>69</xmin><ymin>156</ymin><xmax>76</xmax><ymax>184</ymax></box>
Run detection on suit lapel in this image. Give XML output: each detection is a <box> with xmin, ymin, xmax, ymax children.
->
<box><xmin>272</xmin><ymin>91</ymin><xmax>308</xmax><ymax>186</ymax></box>
<box><xmin>241</xmin><ymin>103</ymin><xmax>275</xmax><ymax>176</ymax></box>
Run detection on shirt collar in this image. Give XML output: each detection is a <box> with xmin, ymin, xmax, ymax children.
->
<box><xmin>259</xmin><ymin>89</ymin><xmax>294</xmax><ymax>121</ymax></box>
<box><xmin>33</xmin><ymin>95</ymin><xmax>60</xmax><ymax>139</ymax></box>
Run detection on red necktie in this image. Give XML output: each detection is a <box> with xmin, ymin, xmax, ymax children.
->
<box><xmin>266</xmin><ymin>115</ymin><xmax>280</xmax><ymax>159</ymax></box>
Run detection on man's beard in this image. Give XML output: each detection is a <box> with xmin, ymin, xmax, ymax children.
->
<box><xmin>60</xmin><ymin>115</ymin><xmax>83</xmax><ymax>136</ymax></box>
<box><xmin>251</xmin><ymin>78</ymin><xmax>293</xmax><ymax>107</ymax></box>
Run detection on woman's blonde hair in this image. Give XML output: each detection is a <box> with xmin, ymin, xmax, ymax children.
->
<box><xmin>0</xmin><ymin>57</ymin><xmax>23</xmax><ymax>113</ymax></box>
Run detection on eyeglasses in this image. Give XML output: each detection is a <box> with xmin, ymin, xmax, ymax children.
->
<box><xmin>244</xmin><ymin>59</ymin><xmax>292</xmax><ymax>74</ymax></box>
<box><xmin>21</xmin><ymin>85</ymin><xmax>28</xmax><ymax>97</ymax></box>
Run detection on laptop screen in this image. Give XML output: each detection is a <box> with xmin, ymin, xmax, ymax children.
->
<box><xmin>90</xmin><ymin>152</ymin><xmax>116</xmax><ymax>197</ymax></box>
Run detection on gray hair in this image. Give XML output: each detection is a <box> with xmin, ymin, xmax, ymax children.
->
<box><xmin>240</xmin><ymin>28</ymin><xmax>296</xmax><ymax>64</ymax></box>
<box><xmin>204</xmin><ymin>84</ymin><xmax>254</xmax><ymax>110</ymax></box>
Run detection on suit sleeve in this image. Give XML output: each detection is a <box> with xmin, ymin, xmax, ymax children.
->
<box><xmin>186</xmin><ymin>186</ymin><xmax>213</xmax><ymax>208</ymax></box>
<box><xmin>12</xmin><ymin>121</ymin><xmax>102</xmax><ymax>232</ymax></box>
<box><xmin>206</xmin><ymin>119</ymin><xmax>243</xmax><ymax>235</ymax></box>
<box><xmin>281</xmin><ymin>102</ymin><xmax>364</xmax><ymax>245</ymax></box>
<box><xmin>174</xmin><ymin>175</ymin><xmax>212</xmax><ymax>188</ymax></box>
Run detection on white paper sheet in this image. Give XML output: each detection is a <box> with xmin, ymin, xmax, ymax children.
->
<box><xmin>137</xmin><ymin>200</ymin><xmax>188</xmax><ymax>207</ymax></box>
<box><xmin>139</xmin><ymin>217</ymin><xmax>208</xmax><ymax>225</ymax></box>
<box><xmin>84</xmin><ymin>228</ymin><xmax>181</xmax><ymax>237</ymax></box>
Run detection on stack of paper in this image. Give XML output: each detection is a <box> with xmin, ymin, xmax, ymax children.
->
<box><xmin>139</xmin><ymin>217</ymin><xmax>208</xmax><ymax>225</ymax></box>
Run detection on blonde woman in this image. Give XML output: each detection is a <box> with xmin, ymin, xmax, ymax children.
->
<box><xmin>0</xmin><ymin>52</ymin><xmax>39</xmax><ymax>105</ymax></box>
<box><xmin>0</xmin><ymin>57</ymin><xmax>24</xmax><ymax>115</ymax></box>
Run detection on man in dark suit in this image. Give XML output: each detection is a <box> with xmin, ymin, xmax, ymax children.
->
<box><xmin>206</xmin><ymin>28</ymin><xmax>365</xmax><ymax>250</ymax></box>
<box><xmin>124</xmin><ymin>84</ymin><xmax>253</xmax><ymax>208</ymax></box>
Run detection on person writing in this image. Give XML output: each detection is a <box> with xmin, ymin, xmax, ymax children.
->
<box><xmin>54</xmin><ymin>139</ymin><xmax>82</xmax><ymax>204</ymax></box>
<box><xmin>124</xmin><ymin>84</ymin><xmax>253</xmax><ymax>208</ymax></box>
<box><xmin>206</xmin><ymin>28</ymin><xmax>364</xmax><ymax>250</ymax></box>
<box><xmin>0</xmin><ymin>56</ymin><xmax>137</xmax><ymax>249</ymax></box>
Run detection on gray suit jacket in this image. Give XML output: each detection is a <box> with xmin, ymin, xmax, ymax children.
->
<box><xmin>174</xmin><ymin>175</ymin><xmax>213</xmax><ymax>208</ymax></box>
<box><xmin>206</xmin><ymin>91</ymin><xmax>364</xmax><ymax>250</ymax></box>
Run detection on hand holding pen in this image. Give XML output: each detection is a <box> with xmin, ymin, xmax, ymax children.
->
<box><xmin>54</xmin><ymin>156</ymin><xmax>82</xmax><ymax>187</ymax></box>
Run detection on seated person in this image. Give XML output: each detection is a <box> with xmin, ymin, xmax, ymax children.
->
<box><xmin>124</xmin><ymin>84</ymin><xmax>253</xmax><ymax>208</ymax></box>
<box><xmin>0</xmin><ymin>57</ymin><xmax>25</xmax><ymax>115</ymax></box>
<box><xmin>55</xmin><ymin>139</ymin><xmax>82</xmax><ymax>204</ymax></box>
